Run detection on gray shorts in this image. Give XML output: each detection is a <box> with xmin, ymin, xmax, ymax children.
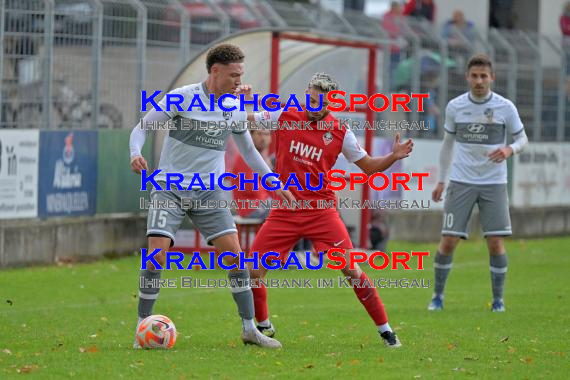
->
<box><xmin>146</xmin><ymin>186</ymin><xmax>237</xmax><ymax>246</ymax></box>
<box><xmin>442</xmin><ymin>180</ymin><xmax>512</xmax><ymax>239</ymax></box>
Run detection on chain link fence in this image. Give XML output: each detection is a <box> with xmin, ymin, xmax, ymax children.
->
<box><xmin>1</xmin><ymin>0</ymin><xmax>569</xmax><ymax>141</ymax></box>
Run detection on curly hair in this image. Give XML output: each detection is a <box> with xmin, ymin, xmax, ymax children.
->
<box><xmin>206</xmin><ymin>44</ymin><xmax>245</xmax><ymax>73</ymax></box>
<box><xmin>307</xmin><ymin>72</ymin><xmax>340</xmax><ymax>93</ymax></box>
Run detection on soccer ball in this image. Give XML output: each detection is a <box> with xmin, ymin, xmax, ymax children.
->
<box><xmin>136</xmin><ymin>315</ymin><xmax>177</xmax><ymax>349</ymax></box>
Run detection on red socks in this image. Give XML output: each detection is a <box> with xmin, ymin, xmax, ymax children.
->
<box><xmin>352</xmin><ymin>272</ymin><xmax>388</xmax><ymax>325</ymax></box>
<box><xmin>253</xmin><ymin>272</ymin><xmax>388</xmax><ymax>326</ymax></box>
<box><xmin>252</xmin><ymin>281</ymin><xmax>268</xmax><ymax>322</ymax></box>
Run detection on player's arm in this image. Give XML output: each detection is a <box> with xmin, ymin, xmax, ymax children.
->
<box><xmin>234</xmin><ymin>84</ymin><xmax>283</xmax><ymax>123</ymax></box>
<box><xmin>432</xmin><ymin>102</ymin><xmax>457</xmax><ymax>202</ymax></box>
<box><xmin>232</xmin><ymin>116</ymin><xmax>294</xmax><ymax>203</ymax></box>
<box><xmin>432</xmin><ymin>131</ymin><xmax>455</xmax><ymax>202</ymax></box>
<box><xmin>352</xmin><ymin>133</ymin><xmax>414</xmax><ymax>176</ymax></box>
<box><xmin>129</xmin><ymin>109</ymin><xmax>171</xmax><ymax>174</ymax></box>
<box><xmin>488</xmin><ymin>102</ymin><xmax>528</xmax><ymax>163</ymax></box>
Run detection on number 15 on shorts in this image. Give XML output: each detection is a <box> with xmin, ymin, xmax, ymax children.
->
<box><xmin>150</xmin><ymin>209</ymin><xmax>168</xmax><ymax>228</ymax></box>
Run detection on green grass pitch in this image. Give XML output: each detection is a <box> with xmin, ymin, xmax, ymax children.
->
<box><xmin>1</xmin><ymin>237</ymin><xmax>568</xmax><ymax>379</ymax></box>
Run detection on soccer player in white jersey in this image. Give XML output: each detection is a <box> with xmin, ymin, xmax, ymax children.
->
<box><xmin>129</xmin><ymin>44</ymin><xmax>293</xmax><ymax>348</ymax></box>
<box><xmin>428</xmin><ymin>54</ymin><xmax>528</xmax><ymax>312</ymax></box>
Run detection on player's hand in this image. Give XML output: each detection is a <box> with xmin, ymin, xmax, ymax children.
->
<box><xmin>130</xmin><ymin>155</ymin><xmax>148</xmax><ymax>174</ymax></box>
<box><xmin>432</xmin><ymin>182</ymin><xmax>445</xmax><ymax>202</ymax></box>
<box><xmin>275</xmin><ymin>188</ymin><xmax>296</xmax><ymax>203</ymax></box>
<box><xmin>392</xmin><ymin>133</ymin><xmax>414</xmax><ymax>159</ymax></box>
<box><xmin>234</xmin><ymin>84</ymin><xmax>254</xmax><ymax>101</ymax></box>
<box><xmin>488</xmin><ymin>146</ymin><xmax>513</xmax><ymax>163</ymax></box>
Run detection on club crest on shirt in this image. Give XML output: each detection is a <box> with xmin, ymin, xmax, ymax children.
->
<box><xmin>323</xmin><ymin>131</ymin><xmax>333</xmax><ymax>145</ymax></box>
<box><xmin>484</xmin><ymin>108</ymin><xmax>494</xmax><ymax>122</ymax></box>
<box><xmin>223</xmin><ymin>111</ymin><xmax>232</xmax><ymax>120</ymax></box>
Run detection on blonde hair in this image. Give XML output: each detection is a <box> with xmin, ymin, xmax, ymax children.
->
<box><xmin>308</xmin><ymin>72</ymin><xmax>340</xmax><ymax>93</ymax></box>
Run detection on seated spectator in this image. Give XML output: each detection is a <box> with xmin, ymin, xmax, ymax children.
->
<box><xmin>403</xmin><ymin>0</ymin><xmax>436</xmax><ymax>23</ymax></box>
<box><xmin>382</xmin><ymin>1</ymin><xmax>405</xmax><ymax>78</ymax></box>
<box><xmin>442</xmin><ymin>10</ymin><xmax>475</xmax><ymax>48</ymax></box>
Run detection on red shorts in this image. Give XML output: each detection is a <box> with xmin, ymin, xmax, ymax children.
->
<box><xmin>250</xmin><ymin>209</ymin><xmax>353</xmax><ymax>261</ymax></box>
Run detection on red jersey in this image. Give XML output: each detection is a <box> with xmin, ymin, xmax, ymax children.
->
<box><xmin>255</xmin><ymin>108</ymin><xmax>366</xmax><ymax>208</ymax></box>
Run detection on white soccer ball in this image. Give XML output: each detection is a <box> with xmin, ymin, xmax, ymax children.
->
<box><xmin>136</xmin><ymin>315</ymin><xmax>177</xmax><ymax>349</ymax></box>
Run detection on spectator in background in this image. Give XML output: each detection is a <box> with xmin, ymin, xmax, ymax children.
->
<box><xmin>442</xmin><ymin>10</ymin><xmax>475</xmax><ymax>48</ymax></box>
<box><xmin>403</xmin><ymin>0</ymin><xmax>435</xmax><ymax>23</ymax></box>
<box><xmin>231</xmin><ymin>129</ymin><xmax>274</xmax><ymax>219</ymax></box>
<box><xmin>382</xmin><ymin>1</ymin><xmax>405</xmax><ymax>80</ymax></box>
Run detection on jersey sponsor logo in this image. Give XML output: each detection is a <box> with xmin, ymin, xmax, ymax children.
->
<box><xmin>204</xmin><ymin>128</ymin><xmax>223</xmax><ymax>138</ymax></box>
<box><xmin>467</xmin><ymin>123</ymin><xmax>486</xmax><ymax>134</ymax></box>
<box><xmin>323</xmin><ymin>132</ymin><xmax>333</xmax><ymax>145</ymax></box>
<box><xmin>289</xmin><ymin>140</ymin><xmax>323</xmax><ymax>161</ymax></box>
<box><xmin>195</xmin><ymin>134</ymin><xmax>224</xmax><ymax>146</ymax></box>
<box><xmin>455</xmin><ymin>123</ymin><xmax>505</xmax><ymax>144</ymax></box>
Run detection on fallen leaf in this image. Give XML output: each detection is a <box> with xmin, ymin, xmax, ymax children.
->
<box><xmin>508</xmin><ymin>346</ymin><xmax>516</xmax><ymax>353</ymax></box>
<box><xmin>336</xmin><ymin>360</ymin><xmax>342</xmax><ymax>368</ymax></box>
<box><xmin>79</xmin><ymin>346</ymin><xmax>98</xmax><ymax>353</ymax></box>
<box><xmin>350</xmin><ymin>359</ymin><xmax>361</xmax><ymax>365</ymax></box>
<box><xmin>464</xmin><ymin>356</ymin><xmax>478</xmax><ymax>361</ymax></box>
<box><xmin>499</xmin><ymin>336</ymin><xmax>509</xmax><ymax>343</ymax></box>
<box><xmin>2</xmin><ymin>349</ymin><xmax>12</xmax><ymax>355</ymax></box>
<box><xmin>17</xmin><ymin>365</ymin><xmax>38</xmax><ymax>373</ymax></box>
<box><xmin>89</xmin><ymin>334</ymin><xmax>97</xmax><ymax>339</ymax></box>
<box><xmin>304</xmin><ymin>364</ymin><xmax>314</xmax><ymax>369</ymax></box>
<box><xmin>520</xmin><ymin>357</ymin><xmax>533</xmax><ymax>364</ymax></box>
<box><xmin>378</xmin><ymin>357</ymin><xmax>385</xmax><ymax>363</ymax></box>
<box><xmin>447</xmin><ymin>343</ymin><xmax>457</xmax><ymax>350</ymax></box>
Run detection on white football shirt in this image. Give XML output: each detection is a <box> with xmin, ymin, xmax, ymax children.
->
<box><xmin>444</xmin><ymin>92</ymin><xmax>524</xmax><ymax>184</ymax></box>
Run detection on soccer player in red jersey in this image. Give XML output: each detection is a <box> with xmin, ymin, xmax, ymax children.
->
<box><xmin>241</xmin><ymin>72</ymin><xmax>413</xmax><ymax>347</ymax></box>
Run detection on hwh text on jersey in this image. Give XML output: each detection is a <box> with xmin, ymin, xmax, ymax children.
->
<box><xmin>289</xmin><ymin>140</ymin><xmax>323</xmax><ymax>161</ymax></box>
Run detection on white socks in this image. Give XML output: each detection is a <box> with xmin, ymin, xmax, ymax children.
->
<box><xmin>378</xmin><ymin>322</ymin><xmax>392</xmax><ymax>333</ymax></box>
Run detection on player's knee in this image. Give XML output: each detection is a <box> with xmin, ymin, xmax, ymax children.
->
<box><xmin>148</xmin><ymin>237</ymin><xmax>171</xmax><ymax>268</ymax></box>
<box><xmin>439</xmin><ymin>236</ymin><xmax>460</xmax><ymax>255</ymax></box>
<box><xmin>340</xmin><ymin>262</ymin><xmax>362</xmax><ymax>279</ymax></box>
<box><xmin>486</xmin><ymin>237</ymin><xmax>504</xmax><ymax>255</ymax></box>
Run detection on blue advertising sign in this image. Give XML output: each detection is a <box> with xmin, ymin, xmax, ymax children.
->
<box><xmin>38</xmin><ymin>131</ymin><xmax>98</xmax><ymax>217</ymax></box>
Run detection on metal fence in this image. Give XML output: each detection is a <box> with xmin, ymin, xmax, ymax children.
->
<box><xmin>1</xmin><ymin>0</ymin><xmax>569</xmax><ymax>141</ymax></box>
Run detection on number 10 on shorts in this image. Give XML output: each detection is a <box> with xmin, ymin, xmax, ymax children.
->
<box><xmin>443</xmin><ymin>212</ymin><xmax>454</xmax><ymax>229</ymax></box>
